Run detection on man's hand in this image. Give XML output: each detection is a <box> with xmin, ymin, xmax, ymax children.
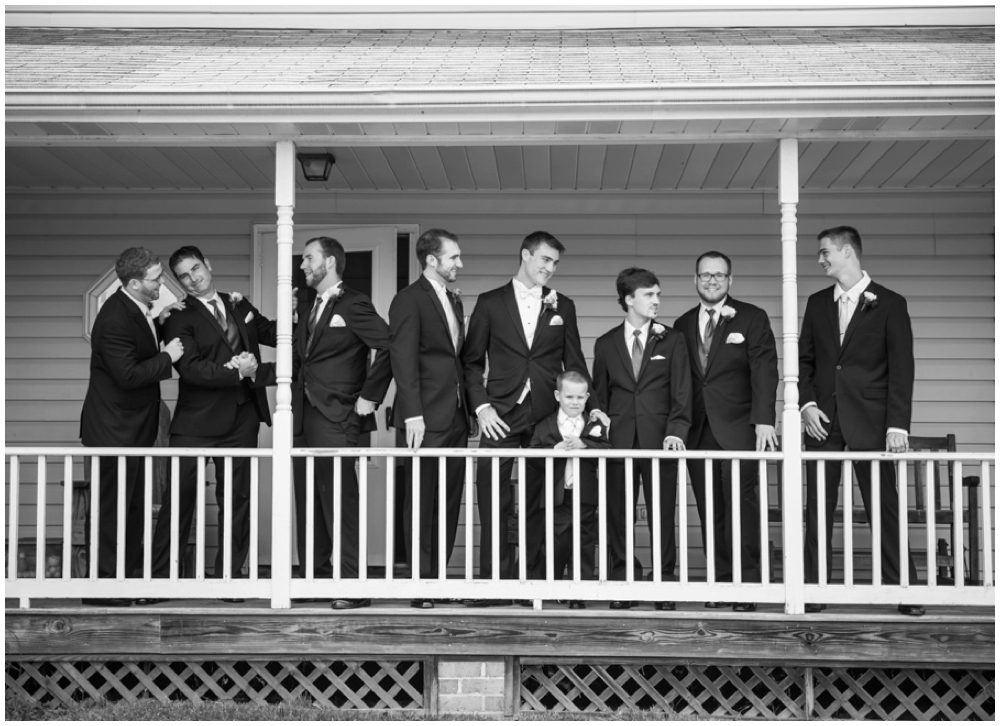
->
<box><xmin>477</xmin><ymin>404</ymin><xmax>511</xmax><ymax>441</ymax></box>
<box><xmin>755</xmin><ymin>424</ymin><xmax>779</xmax><ymax>452</ymax></box>
<box><xmin>229</xmin><ymin>291</ymin><xmax>245</xmax><ymax>304</ymax></box>
<box><xmin>162</xmin><ymin>337</ymin><xmax>184</xmax><ymax>363</ymax></box>
<box><xmin>588</xmin><ymin>410</ymin><xmax>611</xmax><ymax>428</ymax></box>
<box><xmin>802</xmin><ymin>406</ymin><xmax>829</xmax><ymax>441</ymax></box>
<box><xmin>355</xmin><ymin>397</ymin><xmax>377</xmax><ymax>417</ymax></box>
<box><xmin>663</xmin><ymin>436</ymin><xmax>686</xmax><ymax>451</ymax></box>
<box><xmin>236</xmin><ymin>352</ymin><xmax>258</xmax><ymax>379</ymax></box>
<box><xmin>157</xmin><ymin>301</ymin><xmax>186</xmax><ymax>324</ymax></box>
<box><xmin>406</xmin><ymin>418</ymin><xmax>426</xmax><ymax>450</ymax></box>
<box><xmin>886</xmin><ymin>431</ymin><xmax>908</xmax><ymax>453</ymax></box>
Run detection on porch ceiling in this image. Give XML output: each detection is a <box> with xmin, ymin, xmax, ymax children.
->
<box><xmin>6</xmin><ymin>133</ymin><xmax>994</xmax><ymax>192</ymax></box>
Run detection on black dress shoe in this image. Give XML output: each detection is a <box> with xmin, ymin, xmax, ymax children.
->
<box><xmin>609</xmin><ymin>600</ymin><xmax>634</xmax><ymax>610</ymax></box>
<box><xmin>410</xmin><ymin>599</ymin><xmax>434</xmax><ymax>609</ymax></box>
<box><xmin>732</xmin><ymin>603</ymin><xmax>757</xmax><ymax>613</ymax></box>
<box><xmin>705</xmin><ymin>601</ymin><xmax>731</xmax><ymax>608</ymax></box>
<box><xmin>331</xmin><ymin>598</ymin><xmax>371</xmax><ymax>610</ymax></box>
<box><xmin>654</xmin><ymin>601</ymin><xmax>676</xmax><ymax>611</ymax></box>
<box><xmin>462</xmin><ymin>599</ymin><xmax>513</xmax><ymax>607</ymax></box>
<box><xmin>217</xmin><ymin>598</ymin><xmax>244</xmax><ymax>603</ymax></box>
<box><xmin>135</xmin><ymin>598</ymin><xmax>171</xmax><ymax>605</ymax></box>
<box><xmin>515</xmin><ymin>599</ymin><xmax>534</xmax><ymax>607</ymax></box>
<box><xmin>898</xmin><ymin>604</ymin><xmax>925</xmax><ymax>617</ymax></box>
<box><xmin>568</xmin><ymin>600</ymin><xmax>586</xmax><ymax>610</ymax></box>
<box><xmin>82</xmin><ymin>598</ymin><xmax>132</xmax><ymax>607</ymax></box>
<box><xmin>805</xmin><ymin>603</ymin><xmax>826</xmax><ymax>613</ymax></box>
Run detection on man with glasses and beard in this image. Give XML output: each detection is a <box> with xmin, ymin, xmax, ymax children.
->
<box><xmin>80</xmin><ymin>247</ymin><xmax>184</xmax><ymax>606</ymax></box>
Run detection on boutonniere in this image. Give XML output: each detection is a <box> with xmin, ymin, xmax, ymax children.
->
<box><xmin>448</xmin><ymin>288</ymin><xmax>462</xmax><ymax>305</ymax></box>
<box><xmin>720</xmin><ymin>305</ymin><xmax>736</xmax><ymax>321</ymax></box>
<box><xmin>861</xmin><ymin>291</ymin><xmax>878</xmax><ymax>310</ymax></box>
<box><xmin>332</xmin><ymin>284</ymin><xmax>345</xmax><ymax>303</ymax></box>
<box><xmin>649</xmin><ymin>322</ymin><xmax>667</xmax><ymax>342</ymax></box>
<box><xmin>542</xmin><ymin>289</ymin><xmax>558</xmax><ymax>312</ymax></box>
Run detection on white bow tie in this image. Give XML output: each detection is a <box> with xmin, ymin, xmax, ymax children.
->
<box><xmin>518</xmin><ymin>287</ymin><xmax>542</xmax><ymax>301</ymax></box>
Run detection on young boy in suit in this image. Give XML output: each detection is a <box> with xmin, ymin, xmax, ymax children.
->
<box><xmin>527</xmin><ymin>370</ymin><xmax>611</xmax><ymax>608</ymax></box>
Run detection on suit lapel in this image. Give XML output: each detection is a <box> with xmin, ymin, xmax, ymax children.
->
<box><xmin>825</xmin><ymin>290</ymin><xmax>841</xmax><ymax>350</ymax></box>
<box><xmin>501</xmin><ymin>282</ymin><xmax>530</xmax><ymax>351</ymax></box>
<box><xmin>683</xmin><ymin>311</ymin><xmax>705</xmax><ymax>380</ymax></box>
<box><xmin>190</xmin><ymin>295</ymin><xmax>230</xmax><ymax>348</ymax></box>
<box><xmin>122</xmin><ymin>291</ymin><xmax>157</xmax><ymax>350</ymax></box>
<box><xmin>420</xmin><ymin>277</ymin><xmax>457</xmax><ymax>353</ymax></box>
<box><xmin>221</xmin><ymin>294</ymin><xmax>248</xmax><ymax>350</ymax></box>
<box><xmin>704</xmin><ymin>303</ymin><xmax>729</xmax><ymax>374</ymax></box>
<box><xmin>612</xmin><ymin>324</ymin><xmax>636</xmax><ymax>381</ymax></box>
<box><xmin>308</xmin><ymin>290</ymin><xmax>340</xmax><ymax>355</ymax></box>
<box><xmin>636</xmin><ymin>324</ymin><xmax>658</xmax><ymax>380</ymax></box>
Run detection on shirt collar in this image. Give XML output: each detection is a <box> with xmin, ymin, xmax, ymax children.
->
<box><xmin>558</xmin><ymin>410</ymin><xmax>583</xmax><ymax>428</ymax></box>
<box><xmin>123</xmin><ymin>288</ymin><xmax>152</xmax><ymax>313</ymax></box>
<box><xmin>319</xmin><ymin>281</ymin><xmax>343</xmax><ymax>303</ymax></box>
<box><xmin>512</xmin><ymin>278</ymin><xmax>542</xmax><ymax>297</ymax></box>
<box><xmin>701</xmin><ymin>296</ymin><xmax>727</xmax><ymax>315</ymax></box>
<box><xmin>625</xmin><ymin>319</ymin><xmax>651</xmax><ymax>338</ymax></box>
<box><xmin>834</xmin><ymin>271</ymin><xmax>871</xmax><ymax>303</ymax></box>
<box><xmin>428</xmin><ymin>278</ymin><xmax>448</xmax><ymax>294</ymax></box>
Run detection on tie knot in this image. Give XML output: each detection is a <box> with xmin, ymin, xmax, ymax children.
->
<box><xmin>633</xmin><ymin>329</ymin><xmax>642</xmax><ymax>339</ymax></box>
<box><xmin>707</xmin><ymin>308</ymin><xmax>716</xmax><ymax>319</ymax></box>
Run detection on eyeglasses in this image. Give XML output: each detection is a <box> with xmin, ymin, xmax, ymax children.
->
<box><xmin>697</xmin><ymin>272</ymin><xmax>730</xmax><ymax>282</ymax></box>
<box><xmin>141</xmin><ymin>274</ymin><xmax>163</xmax><ymax>284</ymax></box>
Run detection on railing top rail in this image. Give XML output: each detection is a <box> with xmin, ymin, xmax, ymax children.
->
<box><xmin>5</xmin><ymin>447</ymin><xmax>274</xmax><ymax>458</ymax></box>
<box><xmin>4</xmin><ymin>446</ymin><xmax>994</xmax><ymax>462</ymax></box>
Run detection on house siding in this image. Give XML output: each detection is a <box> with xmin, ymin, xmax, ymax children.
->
<box><xmin>5</xmin><ymin>188</ymin><xmax>994</xmax><ymax>574</ymax></box>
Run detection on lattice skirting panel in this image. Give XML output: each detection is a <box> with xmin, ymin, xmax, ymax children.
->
<box><xmin>519</xmin><ymin>663</ymin><xmax>996</xmax><ymax>720</ymax></box>
<box><xmin>6</xmin><ymin>659</ymin><xmax>426</xmax><ymax>711</ymax></box>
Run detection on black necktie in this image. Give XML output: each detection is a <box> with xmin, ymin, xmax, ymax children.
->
<box><xmin>700</xmin><ymin>309</ymin><xmax>716</xmax><ymax>372</ymax></box>
<box><xmin>631</xmin><ymin>329</ymin><xmax>643</xmax><ymax>378</ymax></box>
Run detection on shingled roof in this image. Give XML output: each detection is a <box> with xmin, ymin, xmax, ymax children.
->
<box><xmin>6</xmin><ymin>26</ymin><xmax>994</xmax><ymax>91</ymax></box>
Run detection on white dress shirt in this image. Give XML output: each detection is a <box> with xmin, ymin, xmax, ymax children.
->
<box><xmin>698</xmin><ymin>297</ymin><xmax>727</xmax><ymax>344</ymax></box>
<box><xmin>833</xmin><ymin>271</ymin><xmax>871</xmax><ymax>344</ymax></box>
<box><xmin>309</xmin><ymin>281</ymin><xmax>343</xmax><ymax>325</ymax></box>
<box><xmin>124</xmin><ymin>289</ymin><xmax>158</xmax><ymax>345</ymax></box>
<box><xmin>623</xmin><ymin>319</ymin><xmax>650</xmax><ymax>351</ymax></box>
<box><xmin>512</xmin><ymin>277</ymin><xmax>543</xmax><ymax>404</ymax></box>
<box><xmin>557</xmin><ymin>411</ymin><xmax>585</xmax><ymax>489</ymax></box>
<box><xmin>429</xmin><ymin>278</ymin><xmax>460</xmax><ymax>351</ymax></box>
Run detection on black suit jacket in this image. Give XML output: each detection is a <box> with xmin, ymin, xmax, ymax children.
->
<box><xmin>799</xmin><ymin>280</ymin><xmax>914</xmax><ymax>451</ymax></box>
<box><xmin>528</xmin><ymin>413</ymin><xmax>611</xmax><ymax>506</ymax></box>
<box><xmin>463</xmin><ymin>282</ymin><xmax>588</xmax><ymax>421</ymax></box>
<box><xmin>592</xmin><ymin>323</ymin><xmax>692</xmax><ymax>449</ymax></box>
<box><xmin>80</xmin><ymin>288</ymin><xmax>174</xmax><ymax>447</ymax></box>
<box><xmin>164</xmin><ymin>293</ymin><xmax>277</xmax><ymax>438</ymax></box>
<box><xmin>293</xmin><ymin>286</ymin><xmax>392</xmax><ymax>434</ymax></box>
<box><xmin>388</xmin><ymin>276</ymin><xmax>468</xmax><ymax>432</ymax></box>
<box><xmin>674</xmin><ymin>296</ymin><xmax>778</xmax><ymax>451</ymax></box>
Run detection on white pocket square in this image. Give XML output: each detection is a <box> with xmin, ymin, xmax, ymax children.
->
<box><xmin>651</xmin><ymin>354</ymin><xmax>666</xmax><ymax>360</ymax></box>
<box><xmin>549</xmin><ymin>315</ymin><xmax>564</xmax><ymax>326</ymax></box>
<box><xmin>244</xmin><ymin>311</ymin><xmax>254</xmax><ymax>324</ymax></box>
<box><xmin>726</xmin><ymin>332</ymin><xmax>745</xmax><ymax>344</ymax></box>
<box><xmin>330</xmin><ymin>314</ymin><xmax>347</xmax><ymax>328</ymax></box>
<box><xmin>588</xmin><ymin>425</ymin><xmax>603</xmax><ymax>437</ymax></box>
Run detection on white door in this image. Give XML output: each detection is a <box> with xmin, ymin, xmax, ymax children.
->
<box><xmin>253</xmin><ymin>224</ymin><xmax>404</xmax><ymax>568</ymax></box>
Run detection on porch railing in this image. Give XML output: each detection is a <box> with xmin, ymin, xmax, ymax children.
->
<box><xmin>5</xmin><ymin>445</ymin><xmax>995</xmax><ymax>611</ymax></box>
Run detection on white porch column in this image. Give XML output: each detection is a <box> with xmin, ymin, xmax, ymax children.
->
<box><xmin>270</xmin><ymin>141</ymin><xmax>296</xmax><ymax>609</ymax></box>
<box><xmin>778</xmin><ymin>137</ymin><xmax>805</xmax><ymax>615</ymax></box>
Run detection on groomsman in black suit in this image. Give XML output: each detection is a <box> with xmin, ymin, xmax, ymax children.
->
<box><xmin>592</xmin><ymin>268</ymin><xmax>692</xmax><ymax>610</ymax></box>
<box><xmin>462</xmin><ymin>231</ymin><xmax>595</xmax><ymax>601</ymax></box>
<box><xmin>674</xmin><ymin>252</ymin><xmax>778</xmax><ymax>612</ymax></box>
<box><xmin>389</xmin><ymin>229</ymin><xmax>468</xmax><ymax>606</ymax></box>
<box><xmin>151</xmin><ymin>246</ymin><xmax>276</xmax><ymax>589</ymax></box>
<box><xmin>80</xmin><ymin>248</ymin><xmax>183</xmax><ymax>605</ymax></box>
<box><xmin>294</xmin><ymin>236</ymin><xmax>392</xmax><ymax>610</ymax></box>
<box><xmin>799</xmin><ymin>225</ymin><xmax>922</xmax><ymax>616</ymax></box>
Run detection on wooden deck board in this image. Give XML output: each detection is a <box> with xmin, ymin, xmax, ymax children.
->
<box><xmin>6</xmin><ymin>601</ymin><xmax>993</xmax><ymax>668</ymax></box>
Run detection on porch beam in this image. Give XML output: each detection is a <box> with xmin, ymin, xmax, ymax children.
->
<box><xmin>4</xmin><ymin>127</ymin><xmax>995</xmax><ymax>148</ymax></box>
<box><xmin>270</xmin><ymin>140</ymin><xmax>296</xmax><ymax>609</ymax></box>
<box><xmin>778</xmin><ymin>137</ymin><xmax>805</xmax><ymax>616</ymax></box>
